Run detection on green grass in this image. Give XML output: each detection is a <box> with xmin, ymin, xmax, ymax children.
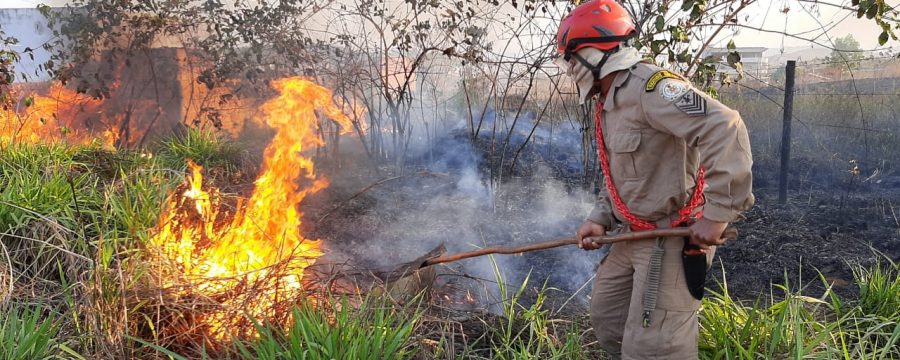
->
<box><xmin>156</xmin><ymin>129</ymin><xmax>243</xmax><ymax>173</ymax></box>
<box><xmin>148</xmin><ymin>260</ymin><xmax>897</xmax><ymax>360</ymax></box>
<box><xmin>0</xmin><ymin>143</ymin><xmax>95</xmax><ymax>233</ymax></box>
<box><xmin>0</xmin><ymin>304</ymin><xmax>60</xmax><ymax>360</ymax></box>
<box><xmin>853</xmin><ymin>259</ymin><xmax>900</xmax><ymax>319</ymax></box>
<box><xmin>700</xmin><ymin>276</ymin><xmax>836</xmax><ymax>359</ymax></box>
<box><xmin>0</xmin><ymin>141</ymin><xmax>180</xmax><ymax>358</ymax></box>
<box><xmin>469</xmin><ymin>258</ymin><xmax>589</xmax><ymax>360</ymax></box>
<box><xmin>234</xmin><ymin>295</ymin><xmax>422</xmax><ymax>360</ymax></box>
<box><xmin>700</xmin><ymin>263</ymin><xmax>900</xmax><ymax>360</ymax></box>
<box><xmin>0</xmin><ymin>143</ymin><xmax>173</xmax><ymax>245</ymax></box>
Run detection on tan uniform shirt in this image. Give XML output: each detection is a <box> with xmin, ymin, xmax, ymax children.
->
<box><xmin>587</xmin><ymin>62</ymin><xmax>754</xmax><ymax>226</ymax></box>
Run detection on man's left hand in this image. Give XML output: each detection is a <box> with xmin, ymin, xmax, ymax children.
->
<box><xmin>688</xmin><ymin>217</ymin><xmax>729</xmax><ymax>253</ymax></box>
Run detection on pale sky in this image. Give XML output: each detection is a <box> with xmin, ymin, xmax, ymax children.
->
<box><xmin>2</xmin><ymin>0</ymin><xmax>897</xmax><ymax>50</ymax></box>
<box><xmin>716</xmin><ymin>0</ymin><xmax>898</xmax><ymax>50</ymax></box>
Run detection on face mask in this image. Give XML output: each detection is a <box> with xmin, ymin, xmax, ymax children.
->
<box><xmin>555</xmin><ymin>47</ymin><xmax>642</xmax><ymax>104</ymax></box>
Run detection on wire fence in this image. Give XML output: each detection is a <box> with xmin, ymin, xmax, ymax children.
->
<box><xmin>719</xmin><ymin>57</ymin><xmax>900</xmax><ymax>187</ymax></box>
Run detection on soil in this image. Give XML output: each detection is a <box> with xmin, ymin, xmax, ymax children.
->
<box><xmin>712</xmin><ymin>183</ymin><xmax>900</xmax><ymax>300</ymax></box>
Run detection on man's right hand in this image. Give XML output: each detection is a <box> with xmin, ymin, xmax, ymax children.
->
<box><xmin>576</xmin><ymin>220</ymin><xmax>606</xmax><ymax>250</ymax></box>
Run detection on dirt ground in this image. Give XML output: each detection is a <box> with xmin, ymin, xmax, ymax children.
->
<box><xmin>712</xmin><ymin>182</ymin><xmax>900</xmax><ymax>300</ymax></box>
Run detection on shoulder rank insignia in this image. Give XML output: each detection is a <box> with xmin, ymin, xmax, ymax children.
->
<box><xmin>645</xmin><ymin>70</ymin><xmax>682</xmax><ymax>92</ymax></box>
<box><xmin>674</xmin><ymin>90</ymin><xmax>707</xmax><ymax>116</ymax></box>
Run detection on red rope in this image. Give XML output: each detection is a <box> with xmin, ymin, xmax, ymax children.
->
<box><xmin>594</xmin><ymin>101</ymin><xmax>705</xmax><ymax>230</ymax></box>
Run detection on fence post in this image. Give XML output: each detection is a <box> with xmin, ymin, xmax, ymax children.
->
<box><xmin>778</xmin><ymin>61</ymin><xmax>796</xmax><ymax>205</ymax></box>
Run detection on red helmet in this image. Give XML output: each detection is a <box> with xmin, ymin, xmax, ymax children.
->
<box><xmin>556</xmin><ymin>0</ymin><xmax>637</xmax><ymax>59</ymax></box>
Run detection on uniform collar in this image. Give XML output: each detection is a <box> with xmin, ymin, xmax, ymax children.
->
<box><xmin>601</xmin><ymin>69</ymin><xmax>631</xmax><ymax>110</ymax></box>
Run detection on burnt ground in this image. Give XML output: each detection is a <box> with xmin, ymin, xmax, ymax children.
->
<box><xmin>712</xmin><ymin>180</ymin><xmax>900</xmax><ymax>300</ymax></box>
<box><xmin>302</xmin><ymin>129</ymin><xmax>900</xmax><ymax>313</ymax></box>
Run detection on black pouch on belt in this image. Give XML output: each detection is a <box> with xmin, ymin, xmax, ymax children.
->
<box><xmin>682</xmin><ymin>238</ymin><xmax>707</xmax><ymax>300</ymax></box>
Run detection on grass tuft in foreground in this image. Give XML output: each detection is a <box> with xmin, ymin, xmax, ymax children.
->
<box><xmin>235</xmin><ymin>295</ymin><xmax>422</xmax><ymax>360</ymax></box>
<box><xmin>157</xmin><ymin>129</ymin><xmax>243</xmax><ymax>175</ymax></box>
<box><xmin>463</xmin><ymin>257</ymin><xmax>589</xmax><ymax>360</ymax></box>
<box><xmin>0</xmin><ymin>304</ymin><xmax>60</xmax><ymax>360</ymax></box>
<box><xmin>700</xmin><ymin>261</ymin><xmax>900</xmax><ymax>359</ymax></box>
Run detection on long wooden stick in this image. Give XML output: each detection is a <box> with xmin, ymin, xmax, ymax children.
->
<box><xmin>421</xmin><ymin>227</ymin><xmax>737</xmax><ymax>267</ymax></box>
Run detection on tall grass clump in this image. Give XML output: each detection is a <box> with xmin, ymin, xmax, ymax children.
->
<box><xmin>157</xmin><ymin>129</ymin><xmax>243</xmax><ymax>173</ymax></box>
<box><xmin>0</xmin><ymin>304</ymin><xmax>60</xmax><ymax>360</ymax></box>
<box><xmin>832</xmin><ymin>260</ymin><xmax>900</xmax><ymax>359</ymax></box>
<box><xmin>699</xmin><ymin>275</ymin><xmax>837</xmax><ymax>359</ymax></box>
<box><xmin>233</xmin><ymin>295</ymin><xmax>422</xmax><ymax>360</ymax></box>
<box><xmin>852</xmin><ymin>259</ymin><xmax>900</xmax><ymax>319</ymax></box>
<box><xmin>0</xmin><ymin>142</ymin><xmax>177</xmax><ymax>358</ymax></box>
<box><xmin>0</xmin><ymin>143</ymin><xmax>175</xmax><ymax>265</ymax></box>
<box><xmin>461</xmin><ymin>257</ymin><xmax>590</xmax><ymax>360</ymax></box>
<box><xmin>0</xmin><ymin>143</ymin><xmax>102</xmax><ymax>285</ymax></box>
<box><xmin>0</xmin><ymin>143</ymin><xmax>98</xmax><ymax>234</ymax></box>
<box><xmin>700</xmin><ymin>262</ymin><xmax>900</xmax><ymax>360</ymax></box>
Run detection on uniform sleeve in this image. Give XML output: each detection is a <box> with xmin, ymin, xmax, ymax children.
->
<box><xmin>586</xmin><ymin>186</ymin><xmax>617</xmax><ymax>227</ymax></box>
<box><xmin>640</xmin><ymin>79</ymin><xmax>755</xmax><ymax>222</ymax></box>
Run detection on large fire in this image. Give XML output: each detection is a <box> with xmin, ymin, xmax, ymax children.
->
<box><xmin>0</xmin><ymin>82</ymin><xmax>118</xmax><ymax>148</ymax></box>
<box><xmin>151</xmin><ymin>77</ymin><xmax>353</xmax><ymax>336</ymax></box>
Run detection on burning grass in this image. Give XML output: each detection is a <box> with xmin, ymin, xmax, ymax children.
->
<box><xmin>144</xmin><ymin>77</ymin><xmax>355</xmax><ymax>342</ymax></box>
<box><xmin>0</xmin><ymin>82</ymin><xmax>119</xmax><ymax>148</ymax></box>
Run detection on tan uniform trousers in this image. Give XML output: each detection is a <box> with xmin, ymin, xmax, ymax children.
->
<box><xmin>590</xmin><ymin>236</ymin><xmax>713</xmax><ymax>359</ymax></box>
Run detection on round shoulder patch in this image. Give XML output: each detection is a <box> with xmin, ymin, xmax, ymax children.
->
<box><xmin>659</xmin><ymin>79</ymin><xmax>690</xmax><ymax>101</ymax></box>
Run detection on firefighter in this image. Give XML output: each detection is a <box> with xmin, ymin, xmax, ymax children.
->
<box><xmin>555</xmin><ymin>0</ymin><xmax>755</xmax><ymax>358</ymax></box>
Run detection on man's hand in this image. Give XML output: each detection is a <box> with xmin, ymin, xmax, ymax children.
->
<box><xmin>576</xmin><ymin>220</ymin><xmax>606</xmax><ymax>250</ymax></box>
<box><xmin>688</xmin><ymin>217</ymin><xmax>730</xmax><ymax>253</ymax></box>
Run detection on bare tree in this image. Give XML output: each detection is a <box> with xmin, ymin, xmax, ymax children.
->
<box><xmin>31</xmin><ymin>0</ymin><xmax>898</xmax><ymax>176</ymax></box>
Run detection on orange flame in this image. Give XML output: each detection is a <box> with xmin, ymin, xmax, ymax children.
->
<box><xmin>151</xmin><ymin>77</ymin><xmax>353</xmax><ymax>337</ymax></box>
<box><xmin>0</xmin><ymin>82</ymin><xmax>118</xmax><ymax>148</ymax></box>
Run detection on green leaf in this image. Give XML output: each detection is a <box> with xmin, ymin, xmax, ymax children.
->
<box><xmin>879</xmin><ymin>31</ymin><xmax>889</xmax><ymax>45</ymax></box>
<box><xmin>126</xmin><ymin>336</ymin><xmax>189</xmax><ymax>360</ymax></box>
<box><xmin>655</xmin><ymin>16</ymin><xmax>665</xmax><ymax>32</ymax></box>
<box><xmin>727</xmin><ymin>51</ymin><xmax>741</xmax><ymax>67</ymax></box>
<box><xmin>727</xmin><ymin>39</ymin><xmax>737</xmax><ymax>50</ymax></box>
<box><xmin>671</xmin><ymin>26</ymin><xmax>689</xmax><ymax>42</ymax></box>
<box><xmin>650</xmin><ymin>39</ymin><xmax>666</xmax><ymax>54</ymax></box>
<box><xmin>58</xmin><ymin>344</ymin><xmax>87</xmax><ymax>360</ymax></box>
<box><xmin>23</xmin><ymin>96</ymin><xmax>33</xmax><ymax>107</ymax></box>
<box><xmin>866</xmin><ymin>2</ymin><xmax>878</xmax><ymax>19</ymax></box>
<box><xmin>690</xmin><ymin>4</ymin><xmax>705</xmax><ymax>21</ymax></box>
<box><xmin>682</xmin><ymin>0</ymin><xmax>694</xmax><ymax>12</ymax></box>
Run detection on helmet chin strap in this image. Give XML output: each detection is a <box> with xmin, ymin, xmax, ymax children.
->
<box><xmin>572</xmin><ymin>51</ymin><xmax>609</xmax><ymax>80</ymax></box>
<box><xmin>561</xmin><ymin>32</ymin><xmax>635</xmax><ymax>80</ymax></box>
<box><xmin>570</xmin><ymin>46</ymin><xmax>620</xmax><ymax>81</ymax></box>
